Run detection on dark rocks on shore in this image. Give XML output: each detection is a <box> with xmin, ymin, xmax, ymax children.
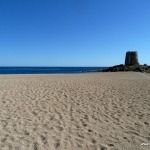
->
<box><xmin>85</xmin><ymin>64</ymin><xmax>150</xmax><ymax>73</ymax></box>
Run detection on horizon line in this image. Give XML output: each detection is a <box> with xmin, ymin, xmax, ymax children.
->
<box><xmin>0</xmin><ymin>66</ymin><xmax>109</xmax><ymax>67</ymax></box>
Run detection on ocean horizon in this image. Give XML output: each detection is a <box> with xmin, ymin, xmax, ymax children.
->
<box><xmin>0</xmin><ymin>67</ymin><xmax>108</xmax><ymax>74</ymax></box>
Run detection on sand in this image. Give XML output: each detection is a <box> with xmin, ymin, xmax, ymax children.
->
<box><xmin>0</xmin><ymin>72</ymin><xmax>150</xmax><ymax>150</ymax></box>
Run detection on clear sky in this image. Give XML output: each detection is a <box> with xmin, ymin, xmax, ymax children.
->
<box><xmin>0</xmin><ymin>0</ymin><xmax>150</xmax><ymax>66</ymax></box>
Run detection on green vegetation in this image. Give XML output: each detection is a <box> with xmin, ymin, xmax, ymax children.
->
<box><xmin>86</xmin><ymin>64</ymin><xmax>150</xmax><ymax>73</ymax></box>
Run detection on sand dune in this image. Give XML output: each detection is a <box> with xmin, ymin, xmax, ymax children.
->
<box><xmin>0</xmin><ymin>72</ymin><xmax>150</xmax><ymax>150</ymax></box>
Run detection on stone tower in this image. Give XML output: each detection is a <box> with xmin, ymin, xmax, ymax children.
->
<box><xmin>125</xmin><ymin>51</ymin><xmax>139</xmax><ymax>66</ymax></box>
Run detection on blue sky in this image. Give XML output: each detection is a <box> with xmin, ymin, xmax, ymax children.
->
<box><xmin>0</xmin><ymin>0</ymin><xmax>150</xmax><ymax>66</ymax></box>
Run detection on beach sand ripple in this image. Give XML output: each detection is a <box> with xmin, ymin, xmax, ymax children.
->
<box><xmin>0</xmin><ymin>72</ymin><xmax>150</xmax><ymax>150</ymax></box>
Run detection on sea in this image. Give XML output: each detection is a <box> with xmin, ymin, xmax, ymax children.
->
<box><xmin>0</xmin><ymin>67</ymin><xmax>107</xmax><ymax>74</ymax></box>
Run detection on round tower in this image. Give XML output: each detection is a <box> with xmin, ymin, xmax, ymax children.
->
<box><xmin>125</xmin><ymin>51</ymin><xmax>139</xmax><ymax>66</ymax></box>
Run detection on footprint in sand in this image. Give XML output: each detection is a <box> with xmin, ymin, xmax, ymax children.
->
<box><xmin>99</xmin><ymin>144</ymin><xmax>110</xmax><ymax>150</ymax></box>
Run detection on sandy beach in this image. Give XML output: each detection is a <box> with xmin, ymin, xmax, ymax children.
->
<box><xmin>0</xmin><ymin>72</ymin><xmax>150</xmax><ymax>150</ymax></box>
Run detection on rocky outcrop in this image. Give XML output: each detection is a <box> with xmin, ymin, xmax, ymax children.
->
<box><xmin>100</xmin><ymin>64</ymin><xmax>150</xmax><ymax>73</ymax></box>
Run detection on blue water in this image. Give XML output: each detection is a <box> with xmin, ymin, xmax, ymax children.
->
<box><xmin>0</xmin><ymin>67</ymin><xmax>107</xmax><ymax>74</ymax></box>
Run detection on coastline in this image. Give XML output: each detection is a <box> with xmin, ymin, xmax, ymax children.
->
<box><xmin>0</xmin><ymin>72</ymin><xmax>149</xmax><ymax>150</ymax></box>
<box><xmin>0</xmin><ymin>67</ymin><xmax>107</xmax><ymax>75</ymax></box>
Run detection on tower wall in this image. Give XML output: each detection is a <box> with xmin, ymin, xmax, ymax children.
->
<box><xmin>125</xmin><ymin>51</ymin><xmax>139</xmax><ymax>66</ymax></box>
